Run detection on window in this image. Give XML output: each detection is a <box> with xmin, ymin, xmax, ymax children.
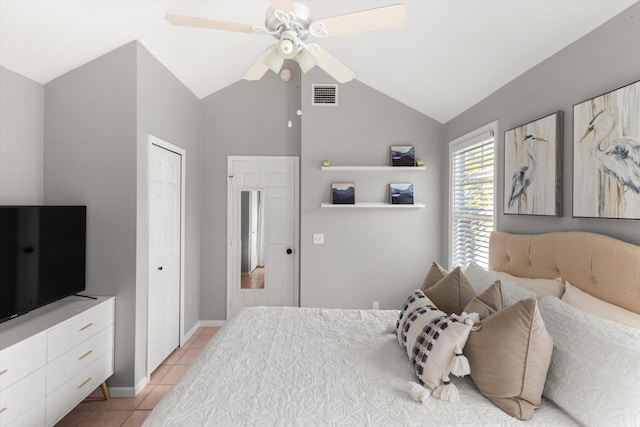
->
<box><xmin>449</xmin><ymin>123</ymin><xmax>497</xmax><ymax>269</ymax></box>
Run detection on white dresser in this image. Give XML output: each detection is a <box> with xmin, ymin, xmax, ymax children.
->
<box><xmin>0</xmin><ymin>296</ymin><xmax>115</xmax><ymax>426</ymax></box>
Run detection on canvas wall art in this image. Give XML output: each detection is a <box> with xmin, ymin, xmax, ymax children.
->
<box><xmin>573</xmin><ymin>80</ymin><xmax>640</xmax><ymax>219</ymax></box>
<box><xmin>331</xmin><ymin>183</ymin><xmax>355</xmax><ymax>204</ymax></box>
<box><xmin>389</xmin><ymin>183</ymin><xmax>414</xmax><ymax>204</ymax></box>
<box><xmin>390</xmin><ymin>145</ymin><xmax>415</xmax><ymax>166</ymax></box>
<box><xmin>504</xmin><ymin>112</ymin><xmax>563</xmax><ymax>216</ymax></box>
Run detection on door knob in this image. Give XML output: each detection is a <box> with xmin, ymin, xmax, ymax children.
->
<box><xmin>286</xmin><ymin>248</ymin><xmax>293</xmax><ymax>255</ymax></box>
<box><xmin>158</xmin><ymin>266</ymin><xmax>163</xmax><ymax>271</ymax></box>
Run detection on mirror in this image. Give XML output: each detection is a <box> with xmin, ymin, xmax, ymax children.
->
<box><xmin>240</xmin><ymin>190</ymin><xmax>265</xmax><ymax>289</ymax></box>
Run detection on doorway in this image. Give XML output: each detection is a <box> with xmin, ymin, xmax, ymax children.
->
<box><xmin>147</xmin><ymin>136</ymin><xmax>185</xmax><ymax>376</ymax></box>
<box><xmin>227</xmin><ymin>156</ymin><xmax>299</xmax><ymax>319</ymax></box>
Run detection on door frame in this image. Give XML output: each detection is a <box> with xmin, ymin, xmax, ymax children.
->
<box><xmin>146</xmin><ymin>134</ymin><xmax>186</xmax><ymax>378</ymax></box>
<box><xmin>226</xmin><ymin>156</ymin><xmax>300</xmax><ymax>320</ymax></box>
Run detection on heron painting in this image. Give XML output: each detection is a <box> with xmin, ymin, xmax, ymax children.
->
<box><xmin>573</xmin><ymin>80</ymin><xmax>640</xmax><ymax>219</ymax></box>
<box><xmin>504</xmin><ymin>112</ymin><xmax>563</xmax><ymax>216</ymax></box>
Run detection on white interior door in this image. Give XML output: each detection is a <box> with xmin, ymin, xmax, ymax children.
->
<box><xmin>148</xmin><ymin>143</ymin><xmax>182</xmax><ymax>373</ymax></box>
<box><xmin>227</xmin><ymin>157</ymin><xmax>298</xmax><ymax>318</ymax></box>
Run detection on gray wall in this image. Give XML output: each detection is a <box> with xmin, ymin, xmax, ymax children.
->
<box><xmin>300</xmin><ymin>67</ymin><xmax>443</xmax><ymax>310</ymax></box>
<box><xmin>0</xmin><ymin>66</ymin><xmax>43</xmax><ymax>204</ymax></box>
<box><xmin>443</xmin><ymin>3</ymin><xmax>640</xmax><ymax>253</ymax></box>
<box><xmin>44</xmin><ymin>42</ymin><xmax>138</xmax><ymax>387</ymax></box>
<box><xmin>200</xmin><ymin>66</ymin><xmax>301</xmax><ymax>321</ymax></box>
<box><xmin>134</xmin><ymin>42</ymin><xmax>202</xmax><ymax>386</ymax></box>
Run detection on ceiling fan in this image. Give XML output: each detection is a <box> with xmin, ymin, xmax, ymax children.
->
<box><xmin>165</xmin><ymin>1</ymin><xmax>407</xmax><ymax>83</ymax></box>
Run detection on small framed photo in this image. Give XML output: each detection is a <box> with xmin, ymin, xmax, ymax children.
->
<box><xmin>390</xmin><ymin>183</ymin><xmax>414</xmax><ymax>204</ymax></box>
<box><xmin>390</xmin><ymin>145</ymin><xmax>415</xmax><ymax>166</ymax></box>
<box><xmin>332</xmin><ymin>183</ymin><xmax>355</xmax><ymax>204</ymax></box>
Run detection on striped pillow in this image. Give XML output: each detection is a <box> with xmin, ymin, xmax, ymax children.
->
<box><xmin>396</xmin><ymin>290</ymin><xmax>475</xmax><ymax>402</ymax></box>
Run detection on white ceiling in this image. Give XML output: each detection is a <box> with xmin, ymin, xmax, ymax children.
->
<box><xmin>1</xmin><ymin>0</ymin><xmax>636</xmax><ymax>123</ymax></box>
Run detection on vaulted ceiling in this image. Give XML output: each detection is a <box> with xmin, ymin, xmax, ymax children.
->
<box><xmin>1</xmin><ymin>0</ymin><xmax>636</xmax><ymax>123</ymax></box>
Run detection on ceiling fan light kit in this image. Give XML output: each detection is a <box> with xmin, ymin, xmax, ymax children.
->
<box><xmin>165</xmin><ymin>1</ymin><xmax>407</xmax><ymax>83</ymax></box>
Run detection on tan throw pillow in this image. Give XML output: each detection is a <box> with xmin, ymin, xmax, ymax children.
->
<box><xmin>420</xmin><ymin>261</ymin><xmax>448</xmax><ymax>291</ymax></box>
<box><xmin>463</xmin><ymin>280</ymin><xmax>503</xmax><ymax>320</ymax></box>
<box><xmin>424</xmin><ymin>266</ymin><xmax>476</xmax><ymax>315</ymax></box>
<box><xmin>464</xmin><ymin>298</ymin><xmax>553</xmax><ymax>420</ymax></box>
<box><xmin>562</xmin><ymin>281</ymin><xmax>640</xmax><ymax>329</ymax></box>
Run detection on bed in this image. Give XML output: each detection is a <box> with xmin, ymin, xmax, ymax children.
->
<box><xmin>144</xmin><ymin>231</ymin><xmax>640</xmax><ymax>426</ymax></box>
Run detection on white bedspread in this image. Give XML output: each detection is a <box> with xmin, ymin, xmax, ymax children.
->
<box><xmin>144</xmin><ymin>307</ymin><xmax>578</xmax><ymax>426</ymax></box>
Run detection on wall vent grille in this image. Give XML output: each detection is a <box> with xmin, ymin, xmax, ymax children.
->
<box><xmin>312</xmin><ymin>84</ymin><xmax>338</xmax><ymax>106</ymax></box>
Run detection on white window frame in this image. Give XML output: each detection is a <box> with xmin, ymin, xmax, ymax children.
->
<box><xmin>448</xmin><ymin>121</ymin><xmax>499</xmax><ymax>269</ymax></box>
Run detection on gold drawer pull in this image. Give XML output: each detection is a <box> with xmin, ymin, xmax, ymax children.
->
<box><xmin>79</xmin><ymin>322</ymin><xmax>93</xmax><ymax>332</ymax></box>
<box><xmin>0</xmin><ymin>369</ymin><xmax>7</xmax><ymax>376</ymax></box>
<box><xmin>77</xmin><ymin>377</ymin><xmax>92</xmax><ymax>389</ymax></box>
<box><xmin>79</xmin><ymin>350</ymin><xmax>93</xmax><ymax>360</ymax></box>
<box><xmin>0</xmin><ymin>407</ymin><xmax>6</xmax><ymax>414</ymax></box>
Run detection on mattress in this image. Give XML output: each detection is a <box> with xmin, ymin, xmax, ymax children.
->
<box><xmin>143</xmin><ymin>307</ymin><xmax>578</xmax><ymax>426</ymax></box>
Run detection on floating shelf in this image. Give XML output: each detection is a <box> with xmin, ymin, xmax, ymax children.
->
<box><xmin>321</xmin><ymin>202</ymin><xmax>425</xmax><ymax>209</ymax></box>
<box><xmin>321</xmin><ymin>166</ymin><xmax>425</xmax><ymax>171</ymax></box>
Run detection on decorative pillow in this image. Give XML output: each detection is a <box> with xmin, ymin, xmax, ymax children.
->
<box><xmin>493</xmin><ymin>271</ymin><xmax>564</xmax><ymax>299</ymax></box>
<box><xmin>463</xmin><ymin>280</ymin><xmax>503</xmax><ymax>320</ymax></box>
<box><xmin>395</xmin><ymin>289</ymin><xmax>431</xmax><ymax>345</ymax></box>
<box><xmin>463</xmin><ymin>262</ymin><xmax>536</xmax><ymax>306</ymax></box>
<box><xmin>538</xmin><ymin>296</ymin><xmax>640</xmax><ymax>426</ymax></box>
<box><xmin>396</xmin><ymin>290</ymin><xmax>475</xmax><ymax>403</ymax></box>
<box><xmin>562</xmin><ymin>281</ymin><xmax>640</xmax><ymax>329</ymax></box>
<box><xmin>420</xmin><ymin>261</ymin><xmax>448</xmax><ymax>291</ymax></box>
<box><xmin>424</xmin><ymin>266</ymin><xmax>476</xmax><ymax>315</ymax></box>
<box><xmin>463</xmin><ymin>298</ymin><xmax>553</xmax><ymax>420</ymax></box>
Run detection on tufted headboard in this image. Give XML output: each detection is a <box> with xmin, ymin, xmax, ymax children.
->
<box><xmin>489</xmin><ymin>231</ymin><xmax>640</xmax><ymax>315</ymax></box>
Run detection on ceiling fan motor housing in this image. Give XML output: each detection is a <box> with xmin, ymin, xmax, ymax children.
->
<box><xmin>265</xmin><ymin>3</ymin><xmax>312</xmax><ymax>40</ymax></box>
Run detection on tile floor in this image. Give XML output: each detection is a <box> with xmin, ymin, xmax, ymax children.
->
<box><xmin>55</xmin><ymin>326</ymin><xmax>220</xmax><ymax>427</ymax></box>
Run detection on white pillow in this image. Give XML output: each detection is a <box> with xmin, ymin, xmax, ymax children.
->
<box><xmin>493</xmin><ymin>271</ymin><xmax>564</xmax><ymax>299</ymax></box>
<box><xmin>562</xmin><ymin>281</ymin><xmax>640</xmax><ymax>329</ymax></box>
<box><xmin>538</xmin><ymin>296</ymin><xmax>640</xmax><ymax>426</ymax></box>
<box><xmin>463</xmin><ymin>262</ymin><xmax>536</xmax><ymax>306</ymax></box>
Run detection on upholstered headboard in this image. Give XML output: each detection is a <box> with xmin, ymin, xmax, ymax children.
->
<box><xmin>489</xmin><ymin>231</ymin><xmax>640</xmax><ymax>315</ymax></box>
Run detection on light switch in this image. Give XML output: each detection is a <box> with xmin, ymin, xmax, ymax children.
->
<box><xmin>313</xmin><ymin>233</ymin><xmax>324</xmax><ymax>245</ymax></box>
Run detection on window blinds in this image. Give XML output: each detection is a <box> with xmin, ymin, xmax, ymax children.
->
<box><xmin>451</xmin><ymin>134</ymin><xmax>494</xmax><ymax>269</ymax></box>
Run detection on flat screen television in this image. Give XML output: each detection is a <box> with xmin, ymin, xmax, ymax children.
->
<box><xmin>0</xmin><ymin>206</ymin><xmax>86</xmax><ymax>323</ymax></box>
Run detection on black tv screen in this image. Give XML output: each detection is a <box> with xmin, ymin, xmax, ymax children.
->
<box><xmin>0</xmin><ymin>206</ymin><xmax>86</xmax><ymax>323</ymax></box>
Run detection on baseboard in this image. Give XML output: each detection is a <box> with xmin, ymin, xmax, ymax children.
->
<box><xmin>109</xmin><ymin>377</ymin><xmax>148</xmax><ymax>398</ymax></box>
<box><xmin>199</xmin><ymin>320</ymin><xmax>226</xmax><ymax>327</ymax></box>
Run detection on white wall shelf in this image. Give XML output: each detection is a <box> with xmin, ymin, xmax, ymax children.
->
<box><xmin>321</xmin><ymin>202</ymin><xmax>425</xmax><ymax>209</ymax></box>
<box><xmin>321</xmin><ymin>165</ymin><xmax>425</xmax><ymax>171</ymax></box>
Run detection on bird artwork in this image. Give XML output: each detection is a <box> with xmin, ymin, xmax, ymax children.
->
<box><xmin>579</xmin><ymin>110</ymin><xmax>640</xmax><ymax>194</ymax></box>
<box><xmin>508</xmin><ymin>134</ymin><xmax>548</xmax><ymax>211</ymax></box>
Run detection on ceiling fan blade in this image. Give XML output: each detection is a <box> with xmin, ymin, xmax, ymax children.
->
<box><xmin>242</xmin><ymin>49</ymin><xmax>273</xmax><ymax>81</ymax></box>
<box><xmin>315</xmin><ymin>3</ymin><xmax>408</xmax><ymax>37</ymax></box>
<box><xmin>165</xmin><ymin>12</ymin><xmax>253</xmax><ymax>33</ymax></box>
<box><xmin>270</xmin><ymin>0</ymin><xmax>296</xmax><ymax>13</ymax></box>
<box><xmin>311</xmin><ymin>46</ymin><xmax>356</xmax><ymax>83</ymax></box>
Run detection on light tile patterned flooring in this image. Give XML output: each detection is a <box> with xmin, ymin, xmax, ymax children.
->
<box><xmin>55</xmin><ymin>326</ymin><xmax>220</xmax><ymax>427</ymax></box>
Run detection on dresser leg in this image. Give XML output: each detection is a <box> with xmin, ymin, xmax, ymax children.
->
<box><xmin>100</xmin><ymin>382</ymin><xmax>110</xmax><ymax>400</ymax></box>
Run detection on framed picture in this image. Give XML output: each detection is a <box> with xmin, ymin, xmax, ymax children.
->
<box><xmin>389</xmin><ymin>183</ymin><xmax>414</xmax><ymax>204</ymax></box>
<box><xmin>503</xmin><ymin>111</ymin><xmax>563</xmax><ymax>216</ymax></box>
<box><xmin>573</xmin><ymin>80</ymin><xmax>640</xmax><ymax>219</ymax></box>
<box><xmin>331</xmin><ymin>183</ymin><xmax>355</xmax><ymax>204</ymax></box>
<box><xmin>390</xmin><ymin>145</ymin><xmax>415</xmax><ymax>166</ymax></box>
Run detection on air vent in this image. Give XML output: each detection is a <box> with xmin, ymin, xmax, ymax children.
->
<box><xmin>312</xmin><ymin>84</ymin><xmax>338</xmax><ymax>106</ymax></box>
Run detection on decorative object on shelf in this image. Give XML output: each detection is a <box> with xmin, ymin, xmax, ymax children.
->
<box><xmin>573</xmin><ymin>80</ymin><xmax>640</xmax><ymax>219</ymax></box>
<box><xmin>504</xmin><ymin>111</ymin><xmax>563</xmax><ymax>217</ymax></box>
<box><xmin>416</xmin><ymin>159</ymin><xmax>424</xmax><ymax>167</ymax></box>
<box><xmin>332</xmin><ymin>182</ymin><xmax>355</xmax><ymax>204</ymax></box>
<box><xmin>390</xmin><ymin>145</ymin><xmax>415</xmax><ymax>166</ymax></box>
<box><xmin>390</xmin><ymin>183</ymin><xmax>414</xmax><ymax>204</ymax></box>
<box><xmin>322</xmin><ymin>159</ymin><xmax>331</xmax><ymax>167</ymax></box>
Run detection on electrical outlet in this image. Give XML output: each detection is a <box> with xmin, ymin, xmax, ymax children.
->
<box><xmin>313</xmin><ymin>233</ymin><xmax>324</xmax><ymax>244</ymax></box>
<box><xmin>372</xmin><ymin>301</ymin><xmax>379</xmax><ymax>310</ymax></box>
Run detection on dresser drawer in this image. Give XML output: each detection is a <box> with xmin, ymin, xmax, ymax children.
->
<box><xmin>45</xmin><ymin>350</ymin><xmax>113</xmax><ymax>426</ymax></box>
<box><xmin>0</xmin><ymin>333</ymin><xmax>47</xmax><ymax>392</ymax></box>
<box><xmin>46</xmin><ymin>325</ymin><xmax>113</xmax><ymax>395</ymax></box>
<box><xmin>0</xmin><ymin>367</ymin><xmax>46</xmax><ymax>427</ymax></box>
<box><xmin>47</xmin><ymin>299</ymin><xmax>114</xmax><ymax>362</ymax></box>
<box><xmin>5</xmin><ymin>399</ymin><xmax>44</xmax><ymax>427</ymax></box>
